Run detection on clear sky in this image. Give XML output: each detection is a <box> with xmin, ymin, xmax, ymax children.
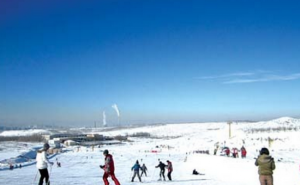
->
<box><xmin>1</xmin><ymin>0</ymin><xmax>300</xmax><ymax>127</ymax></box>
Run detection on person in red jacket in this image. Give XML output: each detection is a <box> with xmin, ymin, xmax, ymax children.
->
<box><xmin>225</xmin><ymin>148</ymin><xmax>230</xmax><ymax>157</ymax></box>
<box><xmin>100</xmin><ymin>150</ymin><xmax>121</xmax><ymax>185</ymax></box>
<box><xmin>166</xmin><ymin>160</ymin><xmax>173</xmax><ymax>181</ymax></box>
<box><xmin>241</xmin><ymin>146</ymin><xmax>247</xmax><ymax>158</ymax></box>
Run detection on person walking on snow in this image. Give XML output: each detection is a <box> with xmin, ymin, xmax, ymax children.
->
<box><xmin>255</xmin><ymin>147</ymin><xmax>276</xmax><ymax>185</ymax></box>
<box><xmin>36</xmin><ymin>143</ymin><xmax>54</xmax><ymax>185</ymax></box>
<box><xmin>155</xmin><ymin>161</ymin><xmax>166</xmax><ymax>181</ymax></box>
<box><xmin>100</xmin><ymin>150</ymin><xmax>121</xmax><ymax>185</ymax></box>
<box><xmin>141</xmin><ymin>163</ymin><xmax>148</xmax><ymax>177</ymax></box>
<box><xmin>166</xmin><ymin>160</ymin><xmax>173</xmax><ymax>181</ymax></box>
<box><xmin>241</xmin><ymin>146</ymin><xmax>247</xmax><ymax>158</ymax></box>
<box><xmin>131</xmin><ymin>160</ymin><xmax>142</xmax><ymax>182</ymax></box>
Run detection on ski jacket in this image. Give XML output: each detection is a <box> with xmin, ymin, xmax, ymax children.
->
<box><xmin>225</xmin><ymin>149</ymin><xmax>230</xmax><ymax>155</ymax></box>
<box><xmin>104</xmin><ymin>154</ymin><xmax>115</xmax><ymax>173</ymax></box>
<box><xmin>241</xmin><ymin>149</ymin><xmax>247</xmax><ymax>156</ymax></box>
<box><xmin>132</xmin><ymin>163</ymin><xmax>142</xmax><ymax>172</ymax></box>
<box><xmin>141</xmin><ymin>165</ymin><xmax>147</xmax><ymax>171</ymax></box>
<box><xmin>255</xmin><ymin>154</ymin><xmax>276</xmax><ymax>175</ymax></box>
<box><xmin>156</xmin><ymin>162</ymin><xmax>166</xmax><ymax>170</ymax></box>
<box><xmin>167</xmin><ymin>161</ymin><xmax>173</xmax><ymax>172</ymax></box>
<box><xmin>36</xmin><ymin>150</ymin><xmax>51</xmax><ymax>169</ymax></box>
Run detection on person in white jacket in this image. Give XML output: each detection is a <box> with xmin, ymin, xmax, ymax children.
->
<box><xmin>36</xmin><ymin>143</ymin><xmax>53</xmax><ymax>185</ymax></box>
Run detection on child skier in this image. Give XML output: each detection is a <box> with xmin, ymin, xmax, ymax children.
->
<box><xmin>141</xmin><ymin>163</ymin><xmax>148</xmax><ymax>177</ymax></box>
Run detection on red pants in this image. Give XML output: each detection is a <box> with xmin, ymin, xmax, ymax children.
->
<box><xmin>103</xmin><ymin>172</ymin><xmax>120</xmax><ymax>185</ymax></box>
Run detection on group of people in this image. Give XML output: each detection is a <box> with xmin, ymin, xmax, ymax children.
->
<box><xmin>128</xmin><ymin>158</ymin><xmax>173</xmax><ymax>182</ymax></box>
<box><xmin>35</xmin><ymin>142</ymin><xmax>276</xmax><ymax>185</ymax></box>
<box><xmin>155</xmin><ymin>159</ymin><xmax>173</xmax><ymax>181</ymax></box>
<box><xmin>130</xmin><ymin>160</ymin><xmax>148</xmax><ymax>182</ymax></box>
<box><xmin>221</xmin><ymin>146</ymin><xmax>247</xmax><ymax>158</ymax></box>
<box><xmin>100</xmin><ymin>150</ymin><xmax>174</xmax><ymax>184</ymax></box>
<box><xmin>9</xmin><ymin>164</ymin><xmax>22</xmax><ymax>170</ymax></box>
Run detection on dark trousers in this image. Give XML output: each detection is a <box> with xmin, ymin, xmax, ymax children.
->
<box><xmin>167</xmin><ymin>171</ymin><xmax>172</xmax><ymax>180</ymax></box>
<box><xmin>141</xmin><ymin>170</ymin><xmax>147</xmax><ymax>177</ymax></box>
<box><xmin>159</xmin><ymin>169</ymin><xmax>165</xmax><ymax>180</ymax></box>
<box><xmin>103</xmin><ymin>172</ymin><xmax>120</xmax><ymax>185</ymax></box>
<box><xmin>132</xmin><ymin>171</ymin><xmax>141</xmax><ymax>182</ymax></box>
<box><xmin>38</xmin><ymin>168</ymin><xmax>49</xmax><ymax>185</ymax></box>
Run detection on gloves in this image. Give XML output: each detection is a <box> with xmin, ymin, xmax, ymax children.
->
<box><xmin>50</xmin><ymin>162</ymin><xmax>54</xmax><ymax>165</ymax></box>
<box><xmin>100</xmin><ymin>165</ymin><xmax>104</xmax><ymax>169</ymax></box>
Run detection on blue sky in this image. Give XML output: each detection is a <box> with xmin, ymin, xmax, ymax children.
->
<box><xmin>1</xmin><ymin>0</ymin><xmax>300</xmax><ymax>126</ymax></box>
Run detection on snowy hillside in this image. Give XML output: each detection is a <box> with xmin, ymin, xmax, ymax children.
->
<box><xmin>0</xmin><ymin>129</ymin><xmax>51</xmax><ymax>137</ymax></box>
<box><xmin>1</xmin><ymin>117</ymin><xmax>300</xmax><ymax>185</ymax></box>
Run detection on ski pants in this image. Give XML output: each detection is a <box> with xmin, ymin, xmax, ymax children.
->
<box><xmin>103</xmin><ymin>172</ymin><xmax>120</xmax><ymax>185</ymax></box>
<box><xmin>259</xmin><ymin>175</ymin><xmax>273</xmax><ymax>185</ymax></box>
<box><xmin>132</xmin><ymin>170</ymin><xmax>141</xmax><ymax>182</ymax></box>
<box><xmin>167</xmin><ymin>171</ymin><xmax>172</xmax><ymax>181</ymax></box>
<box><xmin>159</xmin><ymin>169</ymin><xmax>165</xmax><ymax>180</ymax></box>
<box><xmin>141</xmin><ymin>170</ymin><xmax>147</xmax><ymax>177</ymax></box>
<box><xmin>38</xmin><ymin>168</ymin><xmax>49</xmax><ymax>185</ymax></box>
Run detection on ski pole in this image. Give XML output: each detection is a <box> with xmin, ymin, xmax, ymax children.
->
<box><xmin>129</xmin><ymin>170</ymin><xmax>133</xmax><ymax>182</ymax></box>
<box><xmin>33</xmin><ymin>171</ymin><xmax>38</xmax><ymax>185</ymax></box>
<box><xmin>49</xmin><ymin>165</ymin><xmax>53</xmax><ymax>177</ymax></box>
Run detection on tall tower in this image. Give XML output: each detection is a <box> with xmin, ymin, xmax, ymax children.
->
<box><xmin>228</xmin><ymin>121</ymin><xmax>232</xmax><ymax>138</ymax></box>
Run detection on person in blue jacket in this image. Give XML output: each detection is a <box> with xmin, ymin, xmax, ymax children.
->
<box><xmin>131</xmin><ymin>160</ymin><xmax>142</xmax><ymax>182</ymax></box>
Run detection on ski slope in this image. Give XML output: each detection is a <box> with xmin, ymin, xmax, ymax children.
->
<box><xmin>1</xmin><ymin>117</ymin><xmax>300</xmax><ymax>185</ymax></box>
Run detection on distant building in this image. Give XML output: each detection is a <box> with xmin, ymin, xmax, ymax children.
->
<box><xmin>43</xmin><ymin>133</ymin><xmax>120</xmax><ymax>146</ymax></box>
<box><xmin>49</xmin><ymin>138</ymin><xmax>61</xmax><ymax>148</ymax></box>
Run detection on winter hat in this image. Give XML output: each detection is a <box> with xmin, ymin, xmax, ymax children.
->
<box><xmin>260</xmin><ymin>147</ymin><xmax>269</xmax><ymax>155</ymax></box>
<box><xmin>43</xmin><ymin>143</ymin><xmax>50</xmax><ymax>150</ymax></box>
<box><xmin>103</xmin><ymin>149</ymin><xmax>109</xmax><ymax>155</ymax></box>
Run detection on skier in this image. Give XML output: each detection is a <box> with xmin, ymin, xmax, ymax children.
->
<box><xmin>193</xmin><ymin>169</ymin><xmax>199</xmax><ymax>175</ymax></box>
<box><xmin>225</xmin><ymin>148</ymin><xmax>230</xmax><ymax>157</ymax></box>
<box><xmin>131</xmin><ymin>160</ymin><xmax>142</xmax><ymax>182</ymax></box>
<box><xmin>192</xmin><ymin>169</ymin><xmax>204</xmax><ymax>175</ymax></box>
<box><xmin>214</xmin><ymin>148</ymin><xmax>218</xmax><ymax>155</ymax></box>
<box><xmin>141</xmin><ymin>163</ymin><xmax>148</xmax><ymax>177</ymax></box>
<box><xmin>100</xmin><ymin>149</ymin><xmax>121</xmax><ymax>185</ymax></box>
<box><xmin>255</xmin><ymin>147</ymin><xmax>276</xmax><ymax>185</ymax></box>
<box><xmin>155</xmin><ymin>161</ymin><xmax>166</xmax><ymax>181</ymax></box>
<box><xmin>232</xmin><ymin>148</ymin><xmax>238</xmax><ymax>158</ymax></box>
<box><xmin>36</xmin><ymin>143</ymin><xmax>54</xmax><ymax>185</ymax></box>
<box><xmin>241</xmin><ymin>146</ymin><xmax>247</xmax><ymax>158</ymax></box>
<box><xmin>166</xmin><ymin>160</ymin><xmax>173</xmax><ymax>181</ymax></box>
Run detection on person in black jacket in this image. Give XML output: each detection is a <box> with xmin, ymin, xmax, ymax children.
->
<box><xmin>155</xmin><ymin>161</ymin><xmax>166</xmax><ymax>181</ymax></box>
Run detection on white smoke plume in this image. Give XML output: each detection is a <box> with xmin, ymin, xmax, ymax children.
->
<box><xmin>112</xmin><ymin>104</ymin><xmax>120</xmax><ymax>117</ymax></box>
<box><xmin>103</xmin><ymin>111</ymin><xmax>107</xmax><ymax>126</ymax></box>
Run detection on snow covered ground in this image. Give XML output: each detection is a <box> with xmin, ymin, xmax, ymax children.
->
<box><xmin>1</xmin><ymin>117</ymin><xmax>300</xmax><ymax>185</ymax></box>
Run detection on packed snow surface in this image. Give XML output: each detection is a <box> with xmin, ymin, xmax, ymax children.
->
<box><xmin>1</xmin><ymin>117</ymin><xmax>300</xmax><ymax>185</ymax></box>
